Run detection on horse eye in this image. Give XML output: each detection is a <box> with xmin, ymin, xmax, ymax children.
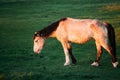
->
<box><xmin>35</xmin><ymin>40</ymin><xmax>38</xmax><ymax>42</ymax></box>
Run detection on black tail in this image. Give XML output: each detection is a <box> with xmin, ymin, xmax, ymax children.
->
<box><xmin>106</xmin><ymin>23</ymin><xmax>117</xmax><ymax>62</ymax></box>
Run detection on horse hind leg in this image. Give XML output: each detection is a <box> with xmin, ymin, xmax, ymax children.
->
<box><xmin>91</xmin><ymin>41</ymin><xmax>103</xmax><ymax>67</ymax></box>
<box><xmin>101</xmin><ymin>42</ymin><xmax>118</xmax><ymax>68</ymax></box>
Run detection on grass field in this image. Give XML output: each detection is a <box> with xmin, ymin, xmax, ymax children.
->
<box><xmin>0</xmin><ymin>0</ymin><xmax>120</xmax><ymax>80</ymax></box>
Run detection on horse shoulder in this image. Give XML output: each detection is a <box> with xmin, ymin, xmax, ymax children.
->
<box><xmin>55</xmin><ymin>21</ymin><xmax>68</xmax><ymax>41</ymax></box>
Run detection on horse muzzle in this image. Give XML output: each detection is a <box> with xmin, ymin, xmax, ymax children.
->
<box><xmin>34</xmin><ymin>49</ymin><xmax>41</xmax><ymax>54</ymax></box>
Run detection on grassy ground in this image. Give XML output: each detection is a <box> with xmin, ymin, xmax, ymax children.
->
<box><xmin>0</xmin><ymin>0</ymin><xmax>120</xmax><ymax>80</ymax></box>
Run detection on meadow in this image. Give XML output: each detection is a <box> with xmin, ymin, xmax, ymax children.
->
<box><xmin>0</xmin><ymin>0</ymin><xmax>120</xmax><ymax>80</ymax></box>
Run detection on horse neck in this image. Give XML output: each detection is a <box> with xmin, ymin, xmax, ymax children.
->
<box><xmin>39</xmin><ymin>29</ymin><xmax>56</xmax><ymax>39</ymax></box>
<box><xmin>48</xmin><ymin>30</ymin><xmax>56</xmax><ymax>38</ymax></box>
<box><xmin>40</xmin><ymin>18</ymin><xmax>67</xmax><ymax>38</ymax></box>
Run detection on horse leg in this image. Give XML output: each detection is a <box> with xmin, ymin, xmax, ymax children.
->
<box><xmin>61</xmin><ymin>41</ymin><xmax>77</xmax><ymax>66</ymax></box>
<box><xmin>68</xmin><ymin>45</ymin><xmax>77</xmax><ymax>65</ymax></box>
<box><xmin>101</xmin><ymin>42</ymin><xmax>118</xmax><ymax>68</ymax></box>
<box><xmin>61</xmin><ymin>41</ymin><xmax>71</xmax><ymax>66</ymax></box>
<box><xmin>91</xmin><ymin>41</ymin><xmax>103</xmax><ymax>67</ymax></box>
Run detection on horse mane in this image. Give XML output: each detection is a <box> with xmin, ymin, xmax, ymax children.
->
<box><xmin>38</xmin><ymin>18</ymin><xmax>67</xmax><ymax>38</ymax></box>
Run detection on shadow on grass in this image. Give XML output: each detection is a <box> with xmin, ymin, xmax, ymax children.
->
<box><xmin>80</xmin><ymin>75</ymin><xmax>99</xmax><ymax>80</ymax></box>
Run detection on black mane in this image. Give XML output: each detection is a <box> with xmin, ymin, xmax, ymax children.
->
<box><xmin>38</xmin><ymin>18</ymin><xmax>67</xmax><ymax>38</ymax></box>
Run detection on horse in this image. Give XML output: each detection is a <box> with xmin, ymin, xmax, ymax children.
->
<box><xmin>33</xmin><ymin>17</ymin><xmax>118</xmax><ymax>68</ymax></box>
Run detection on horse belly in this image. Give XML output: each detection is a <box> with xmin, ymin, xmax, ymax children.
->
<box><xmin>68</xmin><ymin>32</ymin><xmax>92</xmax><ymax>44</ymax></box>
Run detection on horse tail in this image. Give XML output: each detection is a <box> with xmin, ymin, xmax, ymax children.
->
<box><xmin>106</xmin><ymin>23</ymin><xmax>116</xmax><ymax>60</ymax></box>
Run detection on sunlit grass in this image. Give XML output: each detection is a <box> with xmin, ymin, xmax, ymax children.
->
<box><xmin>105</xmin><ymin>3</ymin><xmax>120</xmax><ymax>11</ymax></box>
<box><xmin>115</xmin><ymin>28</ymin><xmax>120</xmax><ymax>43</ymax></box>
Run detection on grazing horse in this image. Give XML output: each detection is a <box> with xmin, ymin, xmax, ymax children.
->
<box><xmin>33</xmin><ymin>17</ymin><xmax>118</xmax><ymax>68</ymax></box>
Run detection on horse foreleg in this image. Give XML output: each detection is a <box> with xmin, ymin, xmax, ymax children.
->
<box><xmin>68</xmin><ymin>47</ymin><xmax>77</xmax><ymax>65</ymax></box>
<box><xmin>64</xmin><ymin>49</ymin><xmax>71</xmax><ymax>66</ymax></box>
<box><xmin>61</xmin><ymin>41</ymin><xmax>71</xmax><ymax>66</ymax></box>
<box><xmin>91</xmin><ymin>41</ymin><xmax>103</xmax><ymax>67</ymax></box>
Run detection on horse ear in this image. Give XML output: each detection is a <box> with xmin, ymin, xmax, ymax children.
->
<box><xmin>34</xmin><ymin>32</ymin><xmax>40</xmax><ymax>37</ymax></box>
<box><xmin>40</xmin><ymin>33</ymin><xmax>44</xmax><ymax>37</ymax></box>
<box><xmin>34</xmin><ymin>32</ymin><xmax>37</xmax><ymax>34</ymax></box>
<box><xmin>34</xmin><ymin>32</ymin><xmax>44</xmax><ymax>37</ymax></box>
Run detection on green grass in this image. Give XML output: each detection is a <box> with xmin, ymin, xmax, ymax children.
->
<box><xmin>0</xmin><ymin>0</ymin><xmax>120</xmax><ymax>80</ymax></box>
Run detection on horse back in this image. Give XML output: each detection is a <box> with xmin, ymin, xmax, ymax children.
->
<box><xmin>56</xmin><ymin>18</ymin><xmax>95</xmax><ymax>43</ymax></box>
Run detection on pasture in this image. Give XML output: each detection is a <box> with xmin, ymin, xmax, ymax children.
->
<box><xmin>0</xmin><ymin>0</ymin><xmax>120</xmax><ymax>80</ymax></box>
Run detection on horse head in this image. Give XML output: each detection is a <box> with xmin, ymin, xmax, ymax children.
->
<box><xmin>33</xmin><ymin>32</ymin><xmax>45</xmax><ymax>54</ymax></box>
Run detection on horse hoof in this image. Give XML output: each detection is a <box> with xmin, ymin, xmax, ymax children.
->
<box><xmin>64</xmin><ymin>62</ymin><xmax>71</xmax><ymax>66</ymax></box>
<box><xmin>112</xmin><ymin>62</ymin><xmax>119</xmax><ymax>68</ymax></box>
<box><xmin>91</xmin><ymin>62</ymin><xmax>99</xmax><ymax>67</ymax></box>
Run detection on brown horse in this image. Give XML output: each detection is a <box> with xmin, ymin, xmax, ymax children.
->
<box><xmin>33</xmin><ymin>17</ymin><xmax>118</xmax><ymax>68</ymax></box>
